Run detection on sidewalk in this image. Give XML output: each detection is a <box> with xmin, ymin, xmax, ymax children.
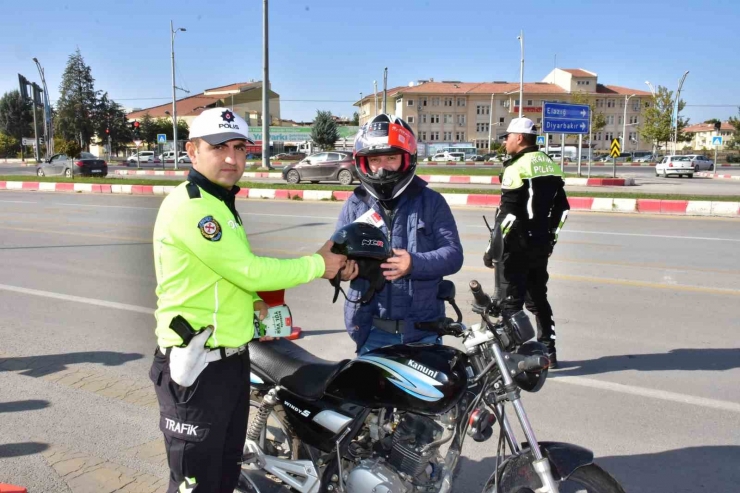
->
<box><xmin>2</xmin><ymin>180</ymin><xmax>737</xmax><ymax>217</ymax></box>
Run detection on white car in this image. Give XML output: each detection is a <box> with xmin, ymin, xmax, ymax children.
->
<box><xmin>655</xmin><ymin>155</ymin><xmax>694</xmax><ymax>178</ymax></box>
<box><xmin>428</xmin><ymin>152</ymin><xmax>464</xmax><ymax>162</ymax></box>
<box><xmin>683</xmin><ymin>154</ymin><xmax>714</xmax><ymax>172</ymax></box>
<box><xmin>158</xmin><ymin>151</ymin><xmax>191</xmax><ymax>164</ymax></box>
<box><xmin>127</xmin><ymin>151</ymin><xmax>160</xmax><ymax>165</ymax></box>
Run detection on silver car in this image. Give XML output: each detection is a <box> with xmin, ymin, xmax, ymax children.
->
<box><xmin>37</xmin><ymin>152</ymin><xmax>108</xmax><ymax>178</ymax></box>
<box><xmin>684</xmin><ymin>154</ymin><xmax>714</xmax><ymax>172</ymax></box>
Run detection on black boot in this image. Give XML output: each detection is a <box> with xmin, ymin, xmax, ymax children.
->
<box><xmin>547</xmin><ymin>350</ymin><xmax>558</xmax><ymax>370</ymax></box>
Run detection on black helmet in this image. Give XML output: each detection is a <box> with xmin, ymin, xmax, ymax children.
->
<box><xmin>353</xmin><ymin>114</ymin><xmax>418</xmax><ymax>201</ymax></box>
<box><xmin>330</xmin><ymin>223</ymin><xmax>392</xmax><ymax>304</ymax></box>
<box><xmin>513</xmin><ymin>341</ymin><xmax>550</xmax><ymax>392</ymax></box>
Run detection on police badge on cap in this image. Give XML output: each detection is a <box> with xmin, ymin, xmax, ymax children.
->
<box><xmin>189</xmin><ymin>108</ymin><xmax>255</xmax><ymax>145</ymax></box>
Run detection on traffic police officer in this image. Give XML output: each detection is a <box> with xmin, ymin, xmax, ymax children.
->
<box><xmin>150</xmin><ymin>107</ymin><xmax>346</xmax><ymax>493</ymax></box>
<box><xmin>484</xmin><ymin>117</ymin><xmax>570</xmax><ymax>368</ymax></box>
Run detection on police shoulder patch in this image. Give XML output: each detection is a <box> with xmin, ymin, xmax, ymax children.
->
<box><xmin>198</xmin><ymin>216</ymin><xmax>222</xmax><ymax>241</ymax></box>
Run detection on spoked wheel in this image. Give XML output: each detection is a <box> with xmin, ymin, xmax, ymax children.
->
<box><xmin>485</xmin><ymin>463</ymin><xmax>625</xmax><ymax>493</ymax></box>
<box><xmin>236</xmin><ymin>392</ymin><xmax>304</xmax><ymax>493</ymax></box>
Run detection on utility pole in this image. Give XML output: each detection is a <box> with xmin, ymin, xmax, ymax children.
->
<box><xmin>645</xmin><ymin>81</ymin><xmax>657</xmax><ymax>158</ymax></box>
<box><xmin>487</xmin><ymin>93</ymin><xmax>494</xmax><ymax>152</ymax></box>
<box><xmin>517</xmin><ymin>31</ymin><xmax>524</xmax><ymax>118</ymax></box>
<box><xmin>32</xmin><ymin>58</ymin><xmax>52</xmax><ymax>158</ymax></box>
<box><xmin>170</xmin><ymin>21</ymin><xmax>186</xmax><ymax>170</ymax></box>
<box><xmin>262</xmin><ymin>0</ymin><xmax>272</xmax><ymax>170</ymax></box>
<box><xmin>373</xmin><ymin>80</ymin><xmax>378</xmax><ymax>116</ymax></box>
<box><xmin>382</xmin><ymin>68</ymin><xmax>388</xmax><ymax>114</ymax></box>
<box><xmin>672</xmin><ymin>71</ymin><xmax>689</xmax><ymax>155</ymax></box>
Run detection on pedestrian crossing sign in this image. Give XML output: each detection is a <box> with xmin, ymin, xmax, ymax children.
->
<box><xmin>712</xmin><ymin>136</ymin><xmax>723</xmax><ymax>146</ymax></box>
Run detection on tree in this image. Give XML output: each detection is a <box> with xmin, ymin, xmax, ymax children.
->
<box><xmin>0</xmin><ymin>132</ymin><xmax>18</xmax><ymax>161</ymax></box>
<box><xmin>310</xmin><ymin>110</ymin><xmax>339</xmax><ymax>150</ymax></box>
<box><xmin>0</xmin><ymin>90</ymin><xmax>33</xmax><ymax>147</ymax></box>
<box><xmin>54</xmin><ymin>138</ymin><xmax>82</xmax><ymax>158</ymax></box>
<box><xmin>139</xmin><ymin>113</ymin><xmax>158</xmax><ymax>149</ymax></box>
<box><xmin>351</xmin><ymin>112</ymin><xmax>360</xmax><ymax>126</ymax></box>
<box><xmin>154</xmin><ymin>117</ymin><xmax>190</xmax><ymax>141</ymax></box>
<box><xmin>639</xmin><ymin>85</ymin><xmax>689</xmax><ymax>153</ymax></box>
<box><xmin>704</xmin><ymin>118</ymin><xmax>721</xmax><ymax>126</ymax></box>
<box><xmin>55</xmin><ymin>49</ymin><xmax>98</xmax><ymax>150</ymax></box>
<box><xmin>93</xmin><ymin>92</ymin><xmax>133</xmax><ymax>155</ymax></box>
<box><xmin>727</xmin><ymin>108</ymin><xmax>740</xmax><ymax>150</ymax></box>
<box><xmin>489</xmin><ymin>141</ymin><xmax>504</xmax><ymax>154</ymax></box>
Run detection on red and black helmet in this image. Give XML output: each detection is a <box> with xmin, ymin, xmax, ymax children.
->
<box><xmin>353</xmin><ymin>114</ymin><xmax>418</xmax><ymax>201</ymax></box>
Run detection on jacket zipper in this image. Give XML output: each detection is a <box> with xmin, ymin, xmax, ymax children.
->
<box><xmin>383</xmin><ymin>205</ymin><xmax>396</xmax><ymax>320</ymax></box>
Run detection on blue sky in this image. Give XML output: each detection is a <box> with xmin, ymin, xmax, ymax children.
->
<box><xmin>2</xmin><ymin>0</ymin><xmax>738</xmax><ymax>124</ymax></box>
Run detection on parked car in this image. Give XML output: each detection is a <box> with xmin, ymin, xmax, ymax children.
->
<box><xmin>126</xmin><ymin>151</ymin><xmax>161</xmax><ymax>165</ymax></box>
<box><xmin>683</xmin><ymin>154</ymin><xmax>714</xmax><ymax>172</ymax></box>
<box><xmin>427</xmin><ymin>152</ymin><xmax>465</xmax><ymax>162</ymax></box>
<box><xmin>281</xmin><ymin>151</ymin><xmax>358</xmax><ymax>185</ymax></box>
<box><xmin>632</xmin><ymin>152</ymin><xmax>654</xmax><ymax>163</ymax></box>
<box><xmin>655</xmin><ymin>155</ymin><xmax>695</xmax><ymax>178</ymax></box>
<box><xmin>37</xmin><ymin>152</ymin><xmax>108</xmax><ymax>178</ymax></box>
<box><xmin>157</xmin><ymin>151</ymin><xmax>191</xmax><ymax>164</ymax></box>
<box><xmin>270</xmin><ymin>152</ymin><xmax>306</xmax><ymax>161</ymax></box>
<box><xmin>470</xmin><ymin>155</ymin><xmax>485</xmax><ymax>162</ymax></box>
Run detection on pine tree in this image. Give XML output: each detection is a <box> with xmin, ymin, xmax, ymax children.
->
<box><xmin>55</xmin><ymin>49</ymin><xmax>98</xmax><ymax>150</ymax></box>
<box><xmin>310</xmin><ymin>110</ymin><xmax>340</xmax><ymax>150</ymax></box>
<box><xmin>0</xmin><ymin>90</ymin><xmax>33</xmax><ymax>145</ymax></box>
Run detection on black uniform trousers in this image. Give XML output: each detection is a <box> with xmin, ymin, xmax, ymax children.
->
<box><xmin>150</xmin><ymin>347</ymin><xmax>251</xmax><ymax>493</ymax></box>
<box><xmin>497</xmin><ymin>241</ymin><xmax>557</xmax><ymax>352</ymax></box>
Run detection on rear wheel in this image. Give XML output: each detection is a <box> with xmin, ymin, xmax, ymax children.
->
<box><xmin>285</xmin><ymin>170</ymin><xmax>300</xmax><ymax>184</ymax></box>
<box><xmin>64</xmin><ymin>169</ymin><xmax>72</xmax><ymax>178</ymax></box>
<box><xmin>37</xmin><ymin>168</ymin><xmax>45</xmax><ymax>177</ymax></box>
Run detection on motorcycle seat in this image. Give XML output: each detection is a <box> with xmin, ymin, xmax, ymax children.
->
<box><xmin>249</xmin><ymin>338</ymin><xmax>350</xmax><ymax>401</ymax></box>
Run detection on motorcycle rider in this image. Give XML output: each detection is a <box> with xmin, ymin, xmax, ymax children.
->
<box><xmin>484</xmin><ymin>117</ymin><xmax>570</xmax><ymax>368</ymax></box>
<box><xmin>336</xmin><ymin>113</ymin><xmax>464</xmax><ymax>354</ymax></box>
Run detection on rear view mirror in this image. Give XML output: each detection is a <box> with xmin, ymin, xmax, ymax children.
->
<box><xmin>437</xmin><ymin>280</ymin><xmax>456</xmax><ymax>302</ymax></box>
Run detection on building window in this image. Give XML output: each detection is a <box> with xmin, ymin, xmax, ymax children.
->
<box><xmin>629</xmin><ymin>132</ymin><xmax>638</xmax><ymax>142</ymax></box>
<box><xmin>443</xmin><ymin>131</ymin><xmax>452</xmax><ymax>141</ymax></box>
<box><xmin>605</xmin><ymin>132</ymin><xmax>614</xmax><ymax>141</ymax></box>
<box><xmin>499</xmin><ymin>117</ymin><xmax>505</xmax><ymax>124</ymax></box>
<box><xmin>407</xmin><ymin>116</ymin><xmax>415</xmax><ymax>123</ymax></box>
<box><xmin>606</xmin><ymin>115</ymin><xmax>614</xmax><ymax>125</ymax></box>
<box><xmin>457</xmin><ymin>98</ymin><xmax>466</xmax><ymax>107</ymax></box>
<box><xmin>444</xmin><ymin>97</ymin><xmax>453</xmax><ymax>107</ymax></box>
<box><xmin>632</xmin><ymin>101</ymin><xmax>640</xmax><ymax>112</ymax></box>
<box><xmin>420</xmin><ymin>97</ymin><xmax>428</xmax><ymax>107</ymax></box>
<box><xmin>596</xmin><ymin>99</ymin><xmax>603</xmax><ymax>108</ymax></box>
<box><xmin>607</xmin><ymin>99</ymin><xmax>615</xmax><ymax>108</ymax></box>
<box><xmin>407</xmin><ymin>99</ymin><xmax>414</xmax><ymax>106</ymax></box>
<box><xmin>457</xmin><ymin>132</ymin><xmax>465</xmax><ymax>141</ymax></box>
<box><xmin>421</xmin><ymin>114</ymin><xmax>427</xmax><ymax>124</ymax></box>
<box><xmin>514</xmin><ymin>99</ymin><xmax>520</xmax><ymax>106</ymax></box>
<box><xmin>420</xmin><ymin>131</ymin><xmax>427</xmax><ymax>141</ymax></box>
<box><xmin>431</xmin><ymin>131</ymin><xmax>439</xmax><ymax>141</ymax></box>
<box><xmin>476</xmin><ymin>123</ymin><xmax>490</xmax><ymax>133</ymax></box>
<box><xmin>618</xmin><ymin>116</ymin><xmax>623</xmax><ymax>125</ymax></box>
<box><xmin>431</xmin><ymin>114</ymin><xmax>440</xmax><ymax>124</ymax></box>
<box><xmin>501</xmin><ymin>100</ymin><xmax>509</xmax><ymax>107</ymax></box>
<box><xmin>457</xmin><ymin>114</ymin><xmax>466</xmax><ymax>125</ymax></box>
<box><xmin>432</xmin><ymin>97</ymin><xmax>440</xmax><ymax>106</ymax></box>
<box><xmin>527</xmin><ymin>99</ymin><xmax>533</xmax><ymax>106</ymax></box>
<box><xmin>444</xmin><ymin>114</ymin><xmax>453</xmax><ymax>124</ymax></box>
<box><xmin>595</xmin><ymin>132</ymin><xmax>602</xmax><ymax>141</ymax></box>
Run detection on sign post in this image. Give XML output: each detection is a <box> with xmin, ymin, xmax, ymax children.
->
<box><xmin>134</xmin><ymin>140</ymin><xmax>143</xmax><ymax>169</ymax></box>
<box><xmin>712</xmin><ymin>135</ymin><xmax>723</xmax><ymax>171</ymax></box>
<box><xmin>542</xmin><ymin>102</ymin><xmax>590</xmax><ymax>177</ymax></box>
<box><xmin>610</xmin><ymin>138</ymin><xmax>621</xmax><ymax>178</ymax></box>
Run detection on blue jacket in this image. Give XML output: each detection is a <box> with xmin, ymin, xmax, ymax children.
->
<box><xmin>335</xmin><ymin>177</ymin><xmax>464</xmax><ymax>350</ymax></box>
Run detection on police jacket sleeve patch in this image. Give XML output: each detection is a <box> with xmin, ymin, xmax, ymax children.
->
<box><xmin>198</xmin><ymin>216</ymin><xmax>222</xmax><ymax>241</ymax></box>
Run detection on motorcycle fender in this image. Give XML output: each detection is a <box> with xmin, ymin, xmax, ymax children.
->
<box><xmin>486</xmin><ymin>442</ymin><xmax>594</xmax><ymax>492</ymax></box>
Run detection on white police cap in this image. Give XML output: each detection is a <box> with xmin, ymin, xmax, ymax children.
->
<box><xmin>189</xmin><ymin>108</ymin><xmax>255</xmax><ymax>145</ymax></box>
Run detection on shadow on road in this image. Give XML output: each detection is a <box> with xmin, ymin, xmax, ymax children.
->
<box><xmin>0</xmin><ymin>442</ymin><xmax>49</xmax><ymax>459</ymax></box>
<box><xmin>0</xmin><ymin>351</ymin><xmax>144</xmax><ymax>378</ymax></box>
<box><xmin>454</xmin><ymin>445</ymin><xmax>740</xmax><ymax>493</ymax></box>
<box><xmin>0</xmin><ymin>399</ymin><xmax>50</xmax><ymax>413</ymax></box>
<box><xmin>554</xmin><ymin>348</ymin><xmax>740</xmax><ymax>376</ymax></box>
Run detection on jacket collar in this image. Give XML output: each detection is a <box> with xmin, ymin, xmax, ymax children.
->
<box><xmin>187</xmin><ymin>168</ymin><xmax>240</xmax><ymax>201</ymax></box>
<box><xmin>503</xmin><ymin>145</ymin><xmax>540</xmax><ymax>167</ymax></box>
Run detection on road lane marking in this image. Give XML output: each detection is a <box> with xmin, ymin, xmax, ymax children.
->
<box><xmin>0</xmin><ymin>283</ymin><xmax>154</xmax><ymax>314</ymax></box>
<box><xmin>550</xmin><ymin>375</ymin><xmax>740</xmax><ymax>414</ymax></box>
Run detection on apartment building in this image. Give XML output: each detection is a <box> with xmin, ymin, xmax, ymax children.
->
<box><xmin>356</xmin><ymin>68</ymin><xmax>652</xmax><ymax>152</ymax></box>
<box><xmin>682</xmin><ymin>121</ymin><xmax>736</xmax><ymax>150</ymax></box>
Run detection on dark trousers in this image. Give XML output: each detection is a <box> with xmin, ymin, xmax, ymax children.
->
<box><xmin>497</xmin><ymin>242</ymin><xmax>557</xmax><ymax>351</ymax></box>
<box><xmin>150</xmin><ymin>347</ymin><xmax>251</xmax><ymax>493</ymax></box>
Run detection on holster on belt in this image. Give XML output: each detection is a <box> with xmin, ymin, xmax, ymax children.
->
<box><xmin>167</xmin><ymin>315</ymin><xmax>213</xmax><ymax>387</ymax></box>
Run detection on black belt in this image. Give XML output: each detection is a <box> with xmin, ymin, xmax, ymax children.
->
<box><xmin>373</xmin><ymin>317</ymin><xmax>405</xmax><ymax>334</ymax></box>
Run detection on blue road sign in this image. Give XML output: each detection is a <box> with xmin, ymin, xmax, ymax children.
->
<box><xmin>712</xmin><ymin>136</ymin><xmax>723</xmax><ymax>146</ymax></box>
<box><xmin>536</xmin><ymin>135</ymin><xmax>545</xmax><ymax>145</ymax></box>
<box><xmin>157</xmin><ymin>134</ymin><xmax>167</xmax><ymax>143</ymax></box>
<box><xmin>542</xmin><ymin>102</ymin><xmax>590</xmax><ymax>134</ymax></box>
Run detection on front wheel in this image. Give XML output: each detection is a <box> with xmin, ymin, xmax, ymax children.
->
<box><xmin>486</xmin><ymin>463</ymin><xmax>624</xmax><ymax>493</ymax></box>
<box><xmin>285</xmin><ymin>170</ymin><xmax>300</xmax><ymax>184</ymax></box>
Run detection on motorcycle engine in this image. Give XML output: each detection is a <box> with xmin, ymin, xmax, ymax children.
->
<box><xmin>345</xmin><ymin>458</ymin><xmax>409</xmax><ymax>493</ymax></box>
<box><xmin>389</xmin><ymin>413</ymin><xmax>444</xmax><ymax>483</ymax></box>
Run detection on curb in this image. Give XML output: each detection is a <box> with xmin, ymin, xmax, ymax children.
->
<box><xmin>696</xmin><ymin>172</ymin><xmax>740</xmax><ymax>180</ymax></box>
<box><xmin>113</xmin><ymin>170</ymin><xmax>634</xmax><ymax>187</ymax></box>
<box><xmin>421</xmin><ymin>161</ymin><xmax>740</xmax><ymax>168</ymax></box>
<box><xmin>2</xmin><ymin>180</ymin><xmax>738</xmax><ymax>217</ymax></box>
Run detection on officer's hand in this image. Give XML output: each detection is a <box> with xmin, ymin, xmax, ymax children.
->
<box><xmin>483</xmin><ymin>252</ymin><xmax>494</xmax><ymax>268</ymax></box>
<box><xmin>340</xmin><ymin>259</ymin><xmax>359</xmax><ymax>281</ymax></box>
<box><xmin>253</xmin><ymin>300</ymin><xmax>274</xmax><ymax>341</ymax></box>
<box><xmin>317</xmin><ymin>240</ymin><xmax>347</xmax><ymax>280</ymax></box>
<box><xmin>381</xmin><ymin>249</ymin><xmax>412</xmax><ymax>281</ymax></box>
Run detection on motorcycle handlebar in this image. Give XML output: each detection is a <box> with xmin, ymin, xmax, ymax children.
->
<box><xmin>469</xmin><ymin>280</ymin><xmax>492</xmax><ymax>312</ymax></box>
<box><xmin>516</xmin><ymin>354</ymin><xmax>550</xmax><ymax>372</ymax></box>
<box><xmin>415</xmin><ymin>319</ymin><xmax>465</xmax><ymax>337</ymax></box>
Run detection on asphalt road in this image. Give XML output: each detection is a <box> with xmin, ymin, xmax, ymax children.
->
<box><xmin>0</xmin><ymin>192</ymin><xmax>739</xmax><ymax>492</ymax></box>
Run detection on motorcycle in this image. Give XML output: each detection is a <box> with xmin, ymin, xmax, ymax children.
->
<box><xmin>239</xmin><ymin>223</ymin><xmax>626</xmax><ymax>493</ymax></box>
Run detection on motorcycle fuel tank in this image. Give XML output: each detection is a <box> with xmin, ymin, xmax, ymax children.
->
<box><xmin>326</xmin><ymin>344</ymin><xmax>469</xmax><ymax>415</ymax></box>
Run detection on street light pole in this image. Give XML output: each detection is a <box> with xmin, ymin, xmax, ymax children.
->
<box><xmin>488</xmin><ymin>93</ymin><xmax>494</xmax><ymax>152</ymax></box>
<box><xmin>32</xmin><ymin>58</ymin><xmax>52</xmax><ymax>158</ymax></box>
<box><xmin>170</xmin><ymin>21</ymin><xmax>186</xmax><ymax>170</ymax></box>
<box><xmin>262</xmin><ymin>0</ymin><xmax>272</xmax><ymax>170</ymax></box>
<box><xmin>622</xmin><ymin>94</ymin><xmax>636</xmax><ymax>156</ymax></box>
<box><xmin>517</xmin><ymin>31</ymin><xmax>524</xmax><ymax>119</ymax></box>
<box><xmin>672</xmin><ymin>71</ymin><xmax>689</xmax><ymax>155</ymax></box>
<box><xmin>373</xmin><ymin>81</ymin><xmax>378</xmax><ymax>116</ymax></box>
